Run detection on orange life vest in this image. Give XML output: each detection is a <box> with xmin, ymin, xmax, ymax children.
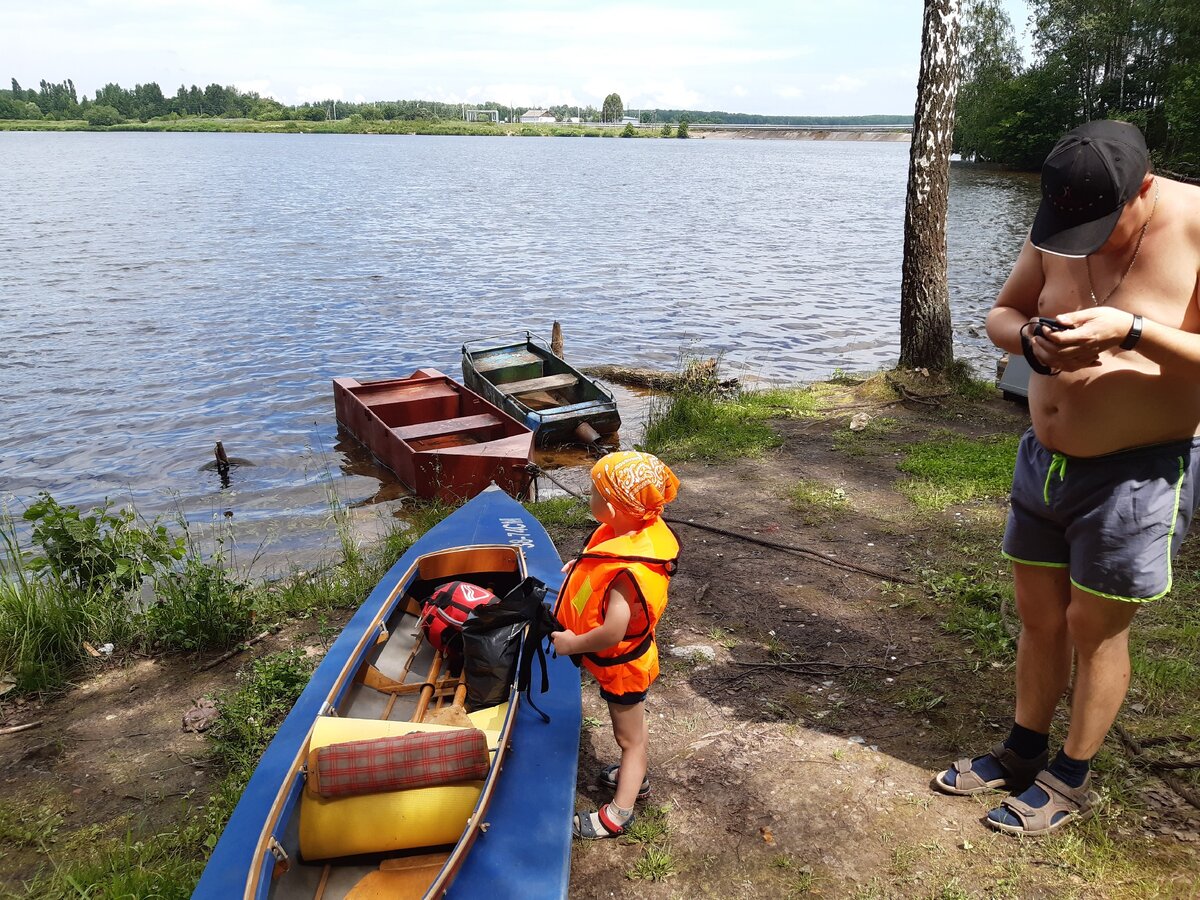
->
<box><xmin>553</xmin><ymin>517</ymin><xmax>680</xmax><ymax>696</ymax></box>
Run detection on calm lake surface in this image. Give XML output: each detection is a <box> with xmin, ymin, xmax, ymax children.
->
<box><xmin>0</xmin><ymin>132</ymin><xmax>1038</xmax><ymax>567</ymax></box>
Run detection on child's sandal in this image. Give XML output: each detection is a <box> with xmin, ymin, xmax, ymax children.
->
<box><xmin>597</xmin><ymin>764</ymin><xmax>651</xmax><ymax>800</ymax></box>
<box><xmin>573</xmin><ymin>804</ymin><xmax>635</xmax><ymax>840</ymax></box>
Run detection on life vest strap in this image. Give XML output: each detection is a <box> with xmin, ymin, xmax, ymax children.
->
<box><xmin>585</xmin><ymin>632</ymin><xmax>654</xmax><ymax>668</ymax></box>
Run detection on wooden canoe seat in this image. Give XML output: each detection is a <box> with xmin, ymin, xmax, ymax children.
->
<box><xmin>474</xmin><ymin>350</ymin><xmax>541</xmax><ymax>375</ymax></box>
<box><xmin>392</xmin><ymin>414</ymin><xmax>502</xmax><ymax>443</ymax></box>
<box><xmin>498</xmin><ymin>373</ymin><xmax>578</xmax><ymax>397</ymax></box>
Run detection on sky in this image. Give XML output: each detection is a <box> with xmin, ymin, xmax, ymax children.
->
<box><xmin>5</xmin><ymin>0</ymin><xmax>1033</xmax><ymax>116</ymax></box>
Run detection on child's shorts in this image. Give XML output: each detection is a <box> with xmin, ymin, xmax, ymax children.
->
<box><xmin>1002</xmin><ymin>428</ymin><xmax>1200</xmax><ymax>602</ymax></box>
<box><xmin>599</xmin><ymin>686</ymin><xmax>649</xmax><ymax>705</ymax></box>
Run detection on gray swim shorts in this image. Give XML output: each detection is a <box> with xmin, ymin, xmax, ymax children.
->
<box><xmin>1002</xmin><ymin>428</ymin><xmax>1200</xmax><ymax>602</ymax></box>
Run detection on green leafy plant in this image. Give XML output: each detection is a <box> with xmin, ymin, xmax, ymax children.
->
<box><xmin>140</xmin><ymin>553</ymin><xmax>253</xmax><ymax>651</ymax></box>
<box><xmin>23</xmin><ymin>493</ymin><xmax>185</xmax><ymax>595</ymax></box>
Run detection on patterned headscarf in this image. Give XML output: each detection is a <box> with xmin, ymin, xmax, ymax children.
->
<box><xmin>591</xmin><ymin>451</ymin><xmax>680</xmax><ymax>522</ymax></box>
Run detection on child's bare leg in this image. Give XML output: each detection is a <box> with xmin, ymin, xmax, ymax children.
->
<box><xmin>609</xmin><ymin>700</ymin><xmax>648</xmax><ymax>810</ymax></box>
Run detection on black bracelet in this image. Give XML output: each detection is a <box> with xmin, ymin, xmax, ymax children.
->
<box><xmin>1120</xmin><ymin>313</ymin><xmax>1143</xmax><ymax>351</ymax></box>
<box><xmin>1020</xmin><ymin>322</ymin><xmax>1056</xmax><ymax>376</ymax></box>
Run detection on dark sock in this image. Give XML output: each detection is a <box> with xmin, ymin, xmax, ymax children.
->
<box><xmin>1004</xmin><ymin>722</ymin><xmax>1049</xmax><ymax>761</ymax></box>
<box><xmin>1047</xmin><ymin>748</ymin><xmax>1091</xmax><ymax>788</ymax></box>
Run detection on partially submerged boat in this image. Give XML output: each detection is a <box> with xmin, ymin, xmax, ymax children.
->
<box><xmin>333</xmin><ymin>369</ymin><xmax>534</xmax><ymax>502</ymax></box>
<box><xmin>461</xmin><ymin>334</ymin><xmax>620</xmax><ymax>446</ymax></box>
<box><xmin>194</xmin><ymin>487</ymin><xmax>580</xmax><ymax>899</ymax></box>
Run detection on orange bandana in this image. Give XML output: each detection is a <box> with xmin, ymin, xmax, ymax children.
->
<box><xmin>591</xmin><ymin>451</ymin><xmax>679</xmax><ymax>522</ymax></box>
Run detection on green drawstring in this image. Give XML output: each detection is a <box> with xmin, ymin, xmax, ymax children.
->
<box><xmin>1044</xmin><ymin>453</ymin><xmax>1068</xmax><ymax>505</ymax></box>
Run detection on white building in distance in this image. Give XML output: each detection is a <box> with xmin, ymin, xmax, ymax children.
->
<box><xmin>519</xmin><ymin>109</ymin><xmax>556</xmax><ymax>124</ymax></box>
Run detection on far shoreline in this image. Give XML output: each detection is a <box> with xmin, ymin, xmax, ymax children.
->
<box><xmin>0</xmin><ymin>117</ymin><xmax>911</xmax><ymax>142</ymax></box>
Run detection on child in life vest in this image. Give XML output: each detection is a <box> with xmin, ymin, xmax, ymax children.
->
<box><xmin>551</xmin><ymin>451</ymin><xmax>681</xmax><ymax>838</ymax></box>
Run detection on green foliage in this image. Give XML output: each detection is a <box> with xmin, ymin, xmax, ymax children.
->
<box><xmin>0</xmin><ymin>795</ymin><xmax>65</xmax><ymax>848</ymax></box>
<box><xmin>955</xmin><ymin>0</ymin><xmax>1200</xmax><ymax>170</ymax></box>
<box><xmin>602</xmin><ymin>92</ymin><xmax>624</xmax><ymax>122</ymax></box>
<box><xmin>660</xmin><ymin>123</ymin><xmax>672</xmax><ymax>137</ymax></box>
<box><xmin>621</xmin><ymin>122</ymin><xmax>636</xmax><ymax>137</ymax></box>
<box><xmin>897</xmin><ymin>432</ymin><xmax>1019</xmax><ymax>510</ymax></box>
<box><xmin>925</xmin><ymin>568</ymin><xmax>1014</xmax><ymax>659</ymax></box>
<box><xmin>523</xmin><ymin>496</ymin><xmax>591</xmax><ymax>529</ymax></box>
<box><xmin>20</xmin><ymin>831</ymin><xmax>201</xmax><ymax>900</ymax></box>
<box><xmin>139</xmin><ymin>552</ymin><xmax>253</xmax><ymax>652</ymax></box>
<box><xmin>623</xmin><ymin>804</ymin><xmax>676</xmax><ymax>881</ymax></box>
<box><xmin>642</xmin><ymin>382</ymin><xmax>816</xmax><ymax>462</ymax></box>
<box><xmin>676</xmin><ymin>119</ymin><xmax>690</xmax><ymax>138</ymax></box>
<box><xmin>83</xmin><ymin>104</ymin><xmax>122</xmax><ymax>126</ymax></box>
<box><xmin>22</xmin><ymin>492</ymin><xmax>185</xmax><ymax>595</ymax></box>
<box><xmin>206</xmin><ymin>650</ymin><xmax>315</xmax><ymax>773</ymax></box>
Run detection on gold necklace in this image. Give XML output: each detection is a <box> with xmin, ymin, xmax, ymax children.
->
<box><xmin>1087</xmin><ymin>183</ymin><xmax>1159</xmax><ymax>306</ymax></box>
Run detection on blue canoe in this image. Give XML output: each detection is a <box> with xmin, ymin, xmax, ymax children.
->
<box><xmin>193</xmin><ymin>487</ymin><xmax>580</xmax><ymax>899</ymax></box>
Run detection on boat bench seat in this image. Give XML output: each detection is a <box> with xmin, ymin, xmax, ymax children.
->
<box><xmin>498</xmin><ymin>373</ymin><xmax>578</xmax><ymax>397</ymax></box>
<box><xmin>474</xmin><ymin>350</ymin><xmax>542</xmax><ymax>374</ymax></box>
<box><xmin>392</xmin><ymin>413</ymin><xmax>502</xmax><ymax>442</ymax></box>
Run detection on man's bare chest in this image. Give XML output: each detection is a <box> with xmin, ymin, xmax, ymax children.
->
<box><xmin>1040</xmin><ymin>247</ymin><xmax>1199</xmax><ymax>331</ymax></box>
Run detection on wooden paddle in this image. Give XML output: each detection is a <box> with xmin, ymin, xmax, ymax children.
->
<box><xmin>427</xmin><ymin>675</ymin><xmax>471</xmax><ymax>727</ymax></box>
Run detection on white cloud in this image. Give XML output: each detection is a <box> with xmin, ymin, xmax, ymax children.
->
<box><xmin>233</xmin><ymin>79</ymin><xmax>273</xmax><ymax>98</ymax></box>
<box><xmin>730</xmin><ymin>85</ymin><xmax>749</xmax><ymax>98</ymax></box>
<box><xmin>820</xmin><ymin>75</ymin><xmax>867</xmax><ymax>94</ymax></box>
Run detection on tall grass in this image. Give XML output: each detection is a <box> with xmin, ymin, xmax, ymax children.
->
<box><xmin>640</xmin><ymin>364</ymin><xmax>817</xmax><ymax>462</ymax></box>
<box><xmin>0</xmin><ymin>487</ymin><xmax>448</xmax><ymax>696</ymax></box>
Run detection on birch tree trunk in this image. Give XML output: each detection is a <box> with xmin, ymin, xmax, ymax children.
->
<box><xmin>899</xmin><ymin>0</ymin><xmax>961</xmax><ymax>371</ymax></box>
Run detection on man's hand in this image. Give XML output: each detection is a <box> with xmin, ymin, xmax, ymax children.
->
<box><xmin>1029</xmin><ymin>307</ymin><xmax>1137</xmax><ymax>371</ymax></box>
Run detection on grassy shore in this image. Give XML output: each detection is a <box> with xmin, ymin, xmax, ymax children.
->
<box><xmin>0</xmin><ymin>117</ymin><xmax>668</xmax><ymax>138</ymax></box>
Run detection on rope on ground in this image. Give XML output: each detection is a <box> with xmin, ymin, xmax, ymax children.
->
<box><xmin>661</xmin><ymin>517</ymin><xmax>917</xmax><ymax>585</ymax></box>
<box><xmin>527</xmin><ymin>462</ymin><xmax>916</xmax><ymax>585</ymax></box>
<box><xmin>884</xmin><ymin>375</ymin><xmax>951</xmax><ymax>407</ymax></box>
<box><xmin>715</xmin><ymin>657</ymin><xmax>966</xmax><ymax>686</ymax></box>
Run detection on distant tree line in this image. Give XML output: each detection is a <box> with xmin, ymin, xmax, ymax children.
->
<box><xmin>956</xmin><ymin>0</ymin><xmax>1200</xmax><ymax>172</ymax></box>
<box><xmin>1</xmin><ymin>77</ymin><xmax>916</xmax><ymax>128</ymax></box>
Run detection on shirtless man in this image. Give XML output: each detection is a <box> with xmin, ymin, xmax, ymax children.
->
<box><xmin>932</xmin><ymin>120</ymin><xmax>1200</xmax><ymax>835</ymax></box>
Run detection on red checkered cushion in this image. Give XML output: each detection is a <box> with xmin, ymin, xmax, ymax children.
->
<box><xmin>306</xmin><ymin>728</ymin><xmax>490</xmax><ymax>799</ymax></box>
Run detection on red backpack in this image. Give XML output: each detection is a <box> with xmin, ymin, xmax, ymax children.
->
<box><xmin>419</xmin><ymin>581</ymin><xmax>496</xmax><ymax>660</ymax></box>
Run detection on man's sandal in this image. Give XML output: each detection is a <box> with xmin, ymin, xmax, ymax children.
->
<box><xmin>598</xmin><ymin>764</ymin><xmax>651</xmax><ymax>800</ymax></box>
<box><xmin>985</xmin><ymin>770</ymin><xmax>1097</xmax><ymax>836</ymax></box>
<box><xmin>573</xmin><ymin>804</ymin><xmax>636</xmax><ymax>840</ymax></box>
<box><xmin>932</xmin><ymin>742</ymin><xmax>1048</xmax><ymax>796</ymax></box>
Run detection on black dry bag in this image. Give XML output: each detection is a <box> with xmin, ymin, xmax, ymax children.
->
<box><xmin>460</xmin><ymin>576</ymin><xmax>561</xmax><ymax>718</ymax></box>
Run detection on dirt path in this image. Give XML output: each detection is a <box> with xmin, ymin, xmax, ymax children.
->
<box><xmin>3</xmin><ymin>387</ymin><xmax>1199</xmax><ymax>898</ymax></box>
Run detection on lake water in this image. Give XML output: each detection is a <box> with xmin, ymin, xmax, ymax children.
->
<box><xmin>0</xmin><ymin>132</ymin><xmax>1039</xmax><ymax>568</ymax></box>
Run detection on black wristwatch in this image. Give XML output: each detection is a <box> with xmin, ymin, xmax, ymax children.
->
<box><xmin>1120</xmin><ymin>314</ymin><xmax>1143</xmax><ymax>351</ymax></box>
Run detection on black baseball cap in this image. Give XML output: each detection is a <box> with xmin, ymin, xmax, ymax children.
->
<box><xmin>1030</xmin><ymin>120</ymin><xmax>1149</xmax><ymax>257</ymax></box>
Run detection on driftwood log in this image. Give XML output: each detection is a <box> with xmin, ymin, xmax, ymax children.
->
<box><xmin>583</xmin><ymin>358</ymin><xmax>738</xmax><ymax>393</ymax></box>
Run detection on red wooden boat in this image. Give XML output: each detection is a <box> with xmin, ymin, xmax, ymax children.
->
<box><xmin>333</xmin><ymin>369</ymin><xmax>534</xmax><ymax>502</ymax></box>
